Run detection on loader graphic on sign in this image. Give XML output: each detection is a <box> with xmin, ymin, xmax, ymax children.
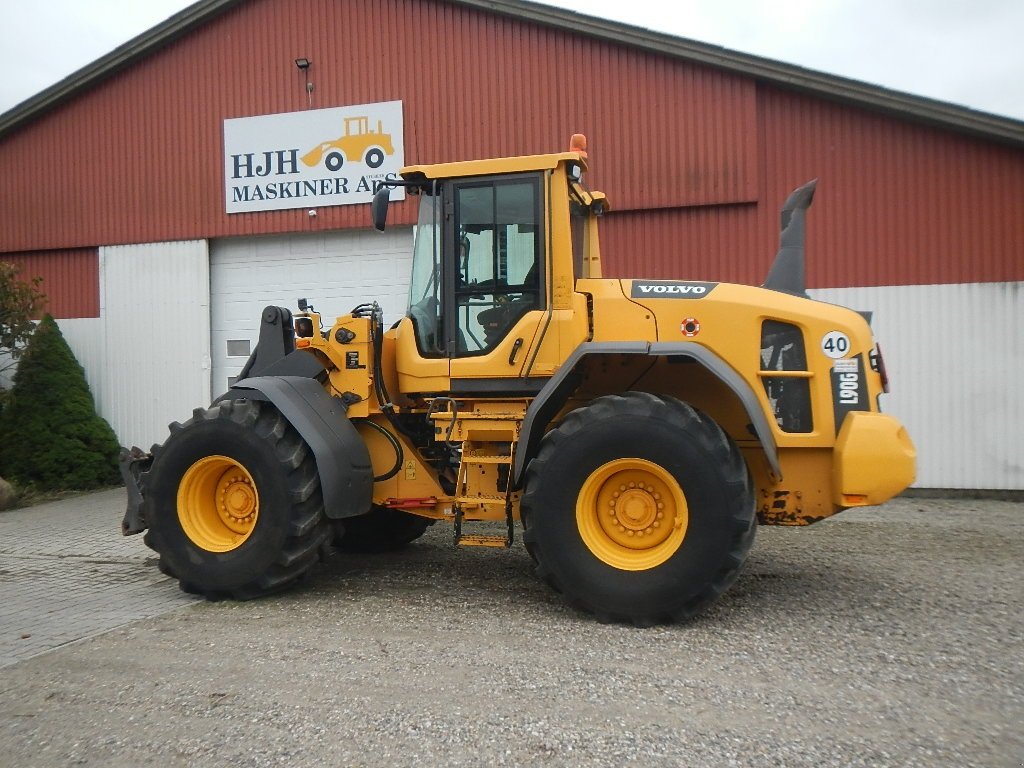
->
<box><xmin>301</xmin><ymin>116</ymin><xmax>395</xmax><ymax>171</ymax></box>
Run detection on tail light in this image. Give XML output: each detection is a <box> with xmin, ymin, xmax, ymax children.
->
<box><xmin>870</xmin><ymin>344</ymin><xmax>890</xmax><ymax>393</ymax></box>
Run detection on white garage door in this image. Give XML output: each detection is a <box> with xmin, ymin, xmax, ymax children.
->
<box><xmin>210</xmin><ymin>227</ymin><xmax>413</xmax><ymax>397</ymax></box>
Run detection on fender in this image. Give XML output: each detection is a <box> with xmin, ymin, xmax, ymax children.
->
<box><xmin>220</xmin><ymin>376</ymin><xmax>373</xmax><ymax>520</ymax></box>
<box><xmin>512</xmin><ymin>341</ymin><xmax>781</xmax><ymax>487</ymax></box>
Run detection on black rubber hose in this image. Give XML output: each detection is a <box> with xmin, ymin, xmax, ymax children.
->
<box><xmin>352</xmin><ymin>418</ymin><xmax>404</xmax><ymax>482</ymax></box>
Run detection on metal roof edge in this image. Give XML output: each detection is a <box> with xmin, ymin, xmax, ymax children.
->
<box><xmin>0</xmin><ymin>0</ymin><xmax>244</xmax><ymax>140</ymax></box>
<box><xmin>448</xmin><ymin>0</ymin><xmax>1024</xmax><ymax>148</ymax></box>
<box><xmin>1</xmin><ymin>0</ymin><xmax>1021</xmax><ymax>148</ymax></box>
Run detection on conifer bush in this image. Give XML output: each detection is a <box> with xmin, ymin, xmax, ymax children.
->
<box><xmin>0</xmin><ymin>315</ymin><xmax>121</xmax><ymax>490</ymax></box>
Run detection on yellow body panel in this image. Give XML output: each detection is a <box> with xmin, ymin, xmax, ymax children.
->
<box><xmin>394</xmin><ymin>316</ymin><xmax>449</xmax><ymax>393</ymax></box>
<box><xmin>624</xmin><ymin>281</ymin><xmax>881</xmax><ymax>445</ymax></box>
<box><xmin>524</xmin><ymin>300</ymin><xmax>591</xmax><ymax>377</ymax></box>
<box><xmin>449</xmin><ymin>310</ymin><xmax>546</xmax><ymax>380</ymax></box>
<box><xmin>292</xmin><ymin>145</ymin><xmax>914</xmax><ymax>529</ymax></box>
<box><xmin>751</xmin><ymin>448</ymin><xmax>836</xmax><ymax>524</ymax></box>
<box><xmin>353</xmin><ymin>416</ymin><xmax>449</xmax><ymax>509</ymax></box>
<box><xmin>576</xmin><ymin>279</ymin><xmax>657</xmax><ymax>341</ymax></box>
<box><xmin>832</xmin><ymin>412</ymin><xmax>917</xmax><ymax>507</ymax></box>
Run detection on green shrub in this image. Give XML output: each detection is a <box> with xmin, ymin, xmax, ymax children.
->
<box><xmin>0</xmin><ymin>315</ymin><xmax>120</xmax><ymax>490</ymax></box>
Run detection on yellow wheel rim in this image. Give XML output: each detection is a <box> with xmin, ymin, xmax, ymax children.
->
<box><xmin>177</xmin><ymin>455</ymin><xmax>259</xmax><ymax>552</ymax></box>
<box><xmin>576</xmin><ymin>458</ymin><xmax>688</xmax><ymax>571</ymax></box>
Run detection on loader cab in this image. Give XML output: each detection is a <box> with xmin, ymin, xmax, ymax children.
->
<box><xmin>408</xmin><ymin>174</ymin><xmax>543</xmax><ymax>358</ymax></box>
<box><xmin>392</xmin><ymin>149</ymin><xmax>596</xmax><ymax>396</ymax></box>
<box><xmin>397</xmin><ymin>172</ymin><xmax>549</xmax><ymax>393</ymax></box>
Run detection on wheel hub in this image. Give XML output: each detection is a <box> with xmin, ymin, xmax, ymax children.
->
<box><xmin>218</xmin><ymin>474</ymin><xmax>257</xmax><ymax>533</ymax></box>
<box><xmin>177</xmin><ymin>456</ymin><xmax>260</xmax><ymax>552</ymax></box>
<box><xmin>611</xmin><ymin>486</ymin><xmax>660</xmax><ymax>531</ymax></box>
<box><xmin>577</xmin><ymin>459</ymin><xmax>688</xmax><ymax>571</ymax></box>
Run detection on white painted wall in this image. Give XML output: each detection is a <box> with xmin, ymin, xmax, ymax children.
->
<box><xmin>58</xmin><ymin>317</ymin><xmax>105</xmax><ymax>409</ymax></box>
<box><xmin>810</xmin><ymin>282</ymin><xmax>1023</xmax><ymax>490</ymax></box>
<box><xmin>90</xmin><ymin>241</ymin><xmax>211</xmax><ymax>451</ymax></box>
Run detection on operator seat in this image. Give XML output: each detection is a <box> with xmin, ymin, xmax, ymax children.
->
<box><xmin>475</xmin><ymin>262</ymin><xmax>540</xmax><ymax>347</ymax></box>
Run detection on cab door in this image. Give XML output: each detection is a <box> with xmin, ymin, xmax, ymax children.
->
<box><xmin>446</xmin><ymin>174</ymin><xmax>549</xmax><ymax>392</ymax></box>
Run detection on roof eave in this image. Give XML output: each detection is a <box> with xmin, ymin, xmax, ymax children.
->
<box><xmin>449</xmin><ymin>0</ymin><xmax>1024</xmax><ymax>148</ymax></box>
<box><xmin>0</xmin><ymin>0</ymin><xmax>244</xmax><ymax>140</ymax></box>
<box><xmin>1</xmin><ymin>0</ymin><xmax>1021</xmax><ymax>148</ymax></box>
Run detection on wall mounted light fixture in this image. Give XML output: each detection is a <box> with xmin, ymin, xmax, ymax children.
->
<box><xmin>295</xmin><ymin>58</ymin><xmax>313</xmax><ymax>106</ymax></box>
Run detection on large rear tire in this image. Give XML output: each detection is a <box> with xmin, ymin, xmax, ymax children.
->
<box><xmin>142</xmin><ymin>399</ymin><xmax>330</xmax><ymax>599</ymax></box>
<box><xmin>521</xmin><ymin>392</ymin><xmax>755</xmax><ymax>625</ymax></box>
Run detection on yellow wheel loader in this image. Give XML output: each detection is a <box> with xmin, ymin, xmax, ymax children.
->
<box><xmin>121</xmin><ymin>136</ymin><xmax>916</xmax><ymax>624</ymax></box>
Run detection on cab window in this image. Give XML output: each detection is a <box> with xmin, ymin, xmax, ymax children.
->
<box><xmin>451</xmin><ymin>176</ymin><xmax>543</xmax><ymax>355</ymax></box>
<box><xmin>407</xmin><ymin>186</ymin><xmax>444</xmax><ymax>357</ymax></box>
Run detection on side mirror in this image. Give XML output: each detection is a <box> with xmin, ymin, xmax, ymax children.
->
<box><xmin>371</xmin><ymin>186</ymin><xmax>390</xmax><ymax>231</ymax></box>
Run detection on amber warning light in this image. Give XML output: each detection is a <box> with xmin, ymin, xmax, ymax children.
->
<box><xmin>569</xmin><ymin>134</ymin><xmax>588</xmax><ymax>158</ymax></box>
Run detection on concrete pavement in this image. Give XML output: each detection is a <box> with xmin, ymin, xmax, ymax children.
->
<box><xmin>0</xmin><ymin>488</ymin><xmax>197</xmax><ymax>668</ymax></box>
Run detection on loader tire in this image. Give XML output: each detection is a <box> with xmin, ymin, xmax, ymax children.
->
<box><xmin>521</xmin><ymin>392</ymin><xmax>755</xmax><ymax>626</ymax></box>
<box><xmin>334</xmin><ymin>506</ymin><xmax>433</xmax><ymax>553</ymax></box>
<box><xmin>141</xmin><ymin>399</ymin><xmax>330</xmax><ymax>600</ymax></box>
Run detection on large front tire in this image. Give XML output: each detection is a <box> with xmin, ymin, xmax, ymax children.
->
<box><xmin>521</xmin><ymin>392</ymin><xmax>755</xmax><ymax>625</ymax></box>
<box><xmin>142</xmin><ymin>399</ymin><xmax>330</xmax><ymax>599</ymax></box>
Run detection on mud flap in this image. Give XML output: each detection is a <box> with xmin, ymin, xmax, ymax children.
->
<box><xmin>222</xmin><ymin>376</ymin><xmax>374</xmax><ymax>520</ymax></box>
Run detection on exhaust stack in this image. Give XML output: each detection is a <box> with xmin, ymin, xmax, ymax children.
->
<box><xmin>763</xmin><ymin>179</ymin><xmax>817</xmax><ymax>298</ymax></box>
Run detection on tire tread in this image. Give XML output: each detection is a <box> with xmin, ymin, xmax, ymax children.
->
<box><xmin>521</xmin><ymin>391</ymin><xmax>755</xmax><ymax>626</ymax></box>
<box><xmin>141</xmin><ymin>399</ymin><xmax>329</xmax><ymax>601</ymax></box>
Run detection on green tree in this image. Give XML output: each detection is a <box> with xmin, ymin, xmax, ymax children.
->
<box><xmin>0</xmin><ymin>262</ymin><xmax>46</xmax><ymax>388</ymax></box>
<box><xmin>0</xmin><ymin>315</ymin><xmax>120</xmax><ymax>490</ymax></box>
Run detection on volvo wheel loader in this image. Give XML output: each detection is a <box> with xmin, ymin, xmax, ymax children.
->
<box><xmin>121</xmin><ymin>135</ymin><xmax>916</xmax><ymax>625</ymax></box>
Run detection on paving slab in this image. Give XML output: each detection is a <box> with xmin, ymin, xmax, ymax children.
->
<box><xmin>0</xmin><ymin>489</ymin><xmax>197</xmax><ymax>667</ymax></box>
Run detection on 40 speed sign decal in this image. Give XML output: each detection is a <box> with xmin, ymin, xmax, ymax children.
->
<box><xmin>821</xmin><ymin>330</ymin><xmax>851</xmax><ymax>359</ymax></box>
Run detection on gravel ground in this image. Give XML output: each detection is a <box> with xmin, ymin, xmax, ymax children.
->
<box><xmin>1</xmin><ymin>496</ymin><xmax>1021</xmax><ymax>767</ymax></box>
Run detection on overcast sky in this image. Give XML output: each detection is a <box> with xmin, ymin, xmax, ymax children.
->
<box><xmin>1</xmin><ymin>0</ymin><xmax>1021</xmax><ymax>121</ymax></box>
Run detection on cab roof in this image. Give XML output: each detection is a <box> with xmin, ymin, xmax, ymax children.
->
<box><xmin>401</xmin><ymin>151</ymin><xmax>586</xmax><ymax>181</ymax></box>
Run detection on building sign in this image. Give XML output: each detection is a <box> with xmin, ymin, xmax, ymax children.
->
<box><xmin>223</xmin><ymin>100</ymin><xmax>405</xmax><ymax>214</ymax></box>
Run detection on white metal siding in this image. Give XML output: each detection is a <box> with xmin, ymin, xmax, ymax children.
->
<box><xmin>99</xmin><ymin>241</ymin><xmax>211</xmax><ymax>450</ymax></box>
<box><xmin>810</xmin><ymin>282</ymin><xmax>1023</xmax><ymax>490</ymax></box>
<box><xmin>0</xmin><ymin>323</ymin><xmax>100</xmax><ymax>393</ymax></box>
<box><xmin>57</xmin><ymin>318</ymin><xmax>105</xmax><ymax>411</ymax></box>
<box><xmin>209</xmin><ymin>228</ymin><xmax>413</xmax><ymax>397</ymax></box>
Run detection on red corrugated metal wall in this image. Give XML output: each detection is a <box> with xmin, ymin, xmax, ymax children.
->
<box><xmin>1</xmin><ymin>249</ymin><xmax>99</xmax><ymax>319</ymax></box>
<box><xmin>600</xmin><ymin>86</ymin><xmax>1024</xmax><ymax>286</ymax></box>
<box><xmin>758</xmin><ymin>87</ymin><xmax>1024</xmax><ymax>287</ymax></box>
<box><xmin>0</xmin><ymin>0</ymin><xmax>755</xmax><ymax>253</ymax></box>
<box><xmin>0</xmin><ymin>0</ymin><xmax>1021</xmax><ymax>290</ymax></box>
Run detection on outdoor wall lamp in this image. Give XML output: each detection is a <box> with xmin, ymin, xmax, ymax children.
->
<box><xmin>294</xmin><ymin>58</ymin><xmax>313</xmax><ymax>106</ymax></box>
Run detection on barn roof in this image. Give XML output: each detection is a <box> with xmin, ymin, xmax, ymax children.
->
<box><xmin>2</xmin><ymin>0</ymin><xmax>1022</xmax><ymax>146</ymax></box>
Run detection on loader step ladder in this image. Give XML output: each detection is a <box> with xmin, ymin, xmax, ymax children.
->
<box><xmin>453</xmin><ymin>441</ymin><xmax>514</xmax><ymax>548</ymax></box>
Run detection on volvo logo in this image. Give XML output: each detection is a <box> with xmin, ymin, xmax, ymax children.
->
<box><xmin>630</xmin><ymin>281</ymin><xmax>717</xmax><ymax>299</ymax></box>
